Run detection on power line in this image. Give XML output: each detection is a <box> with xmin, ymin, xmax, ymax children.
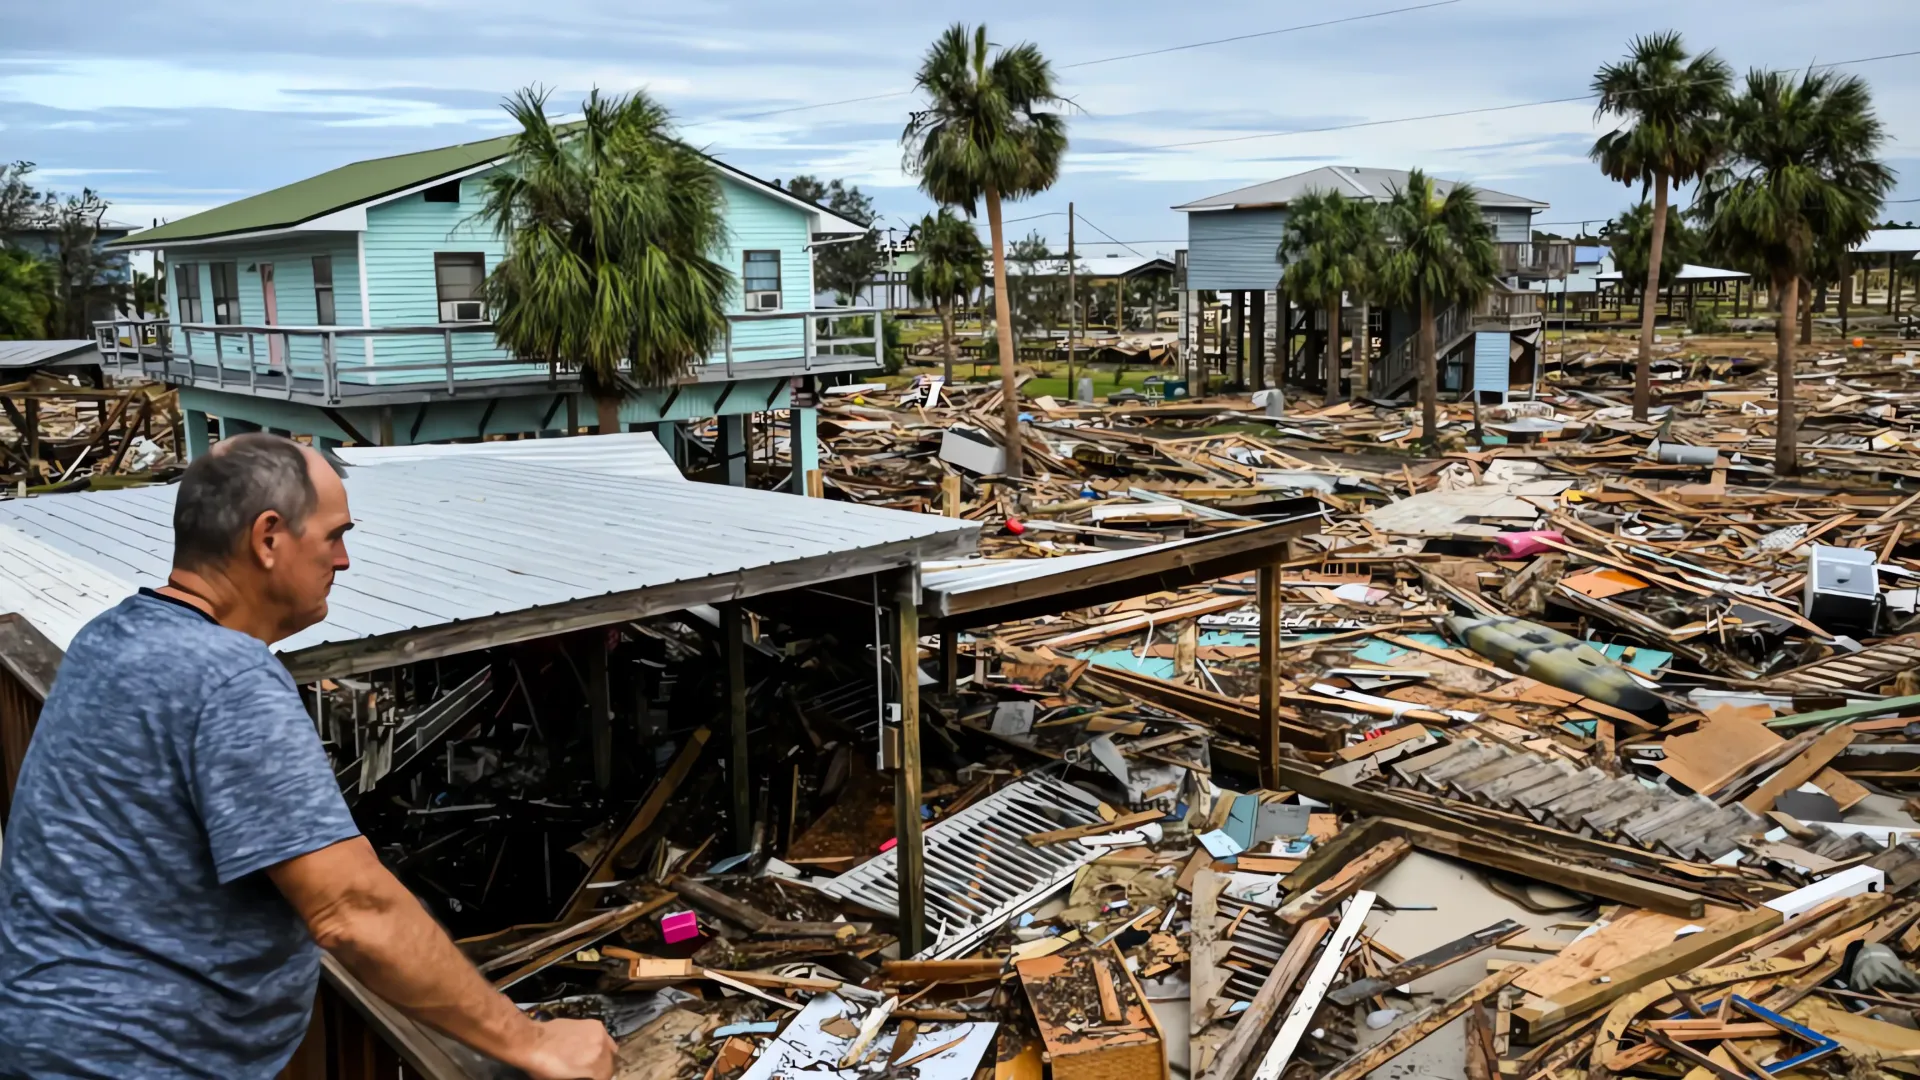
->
<box><xmin>1120</xmin><ymin>47</ymin><xmax>1920</xmax><ymax>152</ymax></box>
<box><xmin>1072</xmin><ymin>214</ymin><xmax>1147</xmax><ymax>258</ymax></box>
<box><xmin>1060</xmin><ymin>1</ymin><xmax>1459</xmax><ymax>68</ymax></box>
<box><xmin>687</xmin><ymin>2</ymin><xmax>1457</xmax><ymax>127</ymax></box>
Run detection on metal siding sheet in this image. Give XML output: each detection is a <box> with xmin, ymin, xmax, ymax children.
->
<box><xmin>1471</xmin><ymin>332</ymin><xmax>1509</xmax><ymax>401</ymax></box>
<box><xmin>1186</xmin><ymin>208</ymin><xmax>1287</xmax><ymax>291</ymax></box>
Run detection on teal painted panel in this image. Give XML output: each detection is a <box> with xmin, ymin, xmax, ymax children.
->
<box><xmin>713</xmin><ymin>176</ymin><xmax>808</xmax><ymax>365</ymax></box>
<box><xmin>1595</xmin><ymin>643</ymin><xmax>1673</xmax><ymax>674</ymax></box>
<box><xmin>161</xmin><ymin>235</ymin><xmax>364</xmax><ymax>379</ymax></box>
<box><xmin>1080</xmin><ymin>650</ymin><xmax>1178</xmax><ymax>679</ymax></box>
<box><xmin>359</xmin><ymin>175</ymin><xmax>529</xmax><ymax>384</ymax></box>
<box><xmin>1351</xmin><ymin>633</ymin><xmax>1453</xmax><ymax>665</ymax></box>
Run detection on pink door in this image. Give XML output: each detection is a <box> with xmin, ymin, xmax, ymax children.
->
<box><xmin>260</xmin><ymin>263</ymin><xmax>285</xmax><ymax>370</ymax></box>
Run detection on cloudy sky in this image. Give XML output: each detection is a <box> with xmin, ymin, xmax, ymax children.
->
<box><xmin>4</xmin><ymin>0</ymin><xmax>1916</xmax><ymax>258</ymax></box>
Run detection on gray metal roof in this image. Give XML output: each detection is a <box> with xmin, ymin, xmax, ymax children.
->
<box><xmin>0</xmin><ymin>339</ymin><xmax>102</xmax><ymax>371</ymax></box>
<box><xmin>0</xmin><ymin>457</ymin><xmax>979</xmax><ymax>675</ymax></box>
<box><xmin>332</xmin><ymin>431</ymin><xmax>686</xmax><ymax>483</ymax></box>
<box><xmin>1174</xmin><ymin>166</ymin><xmax>1548</xmax><ymax>212</ymax></box>
<box><xmin>1855</xmin><ymin>229</ymin><xmax>1920</xmax><ymax>256</ymax></box>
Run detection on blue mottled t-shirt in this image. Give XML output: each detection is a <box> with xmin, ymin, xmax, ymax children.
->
<box><xmin>0</xmin><ymin>591</ymin><xmax>362</xmax><ymax>1079</ymax></box>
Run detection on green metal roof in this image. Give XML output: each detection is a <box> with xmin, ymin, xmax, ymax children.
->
<box><xmin>110</xmin><ymin>132</ymin><xmax>521</xmax><ymax>248</ymax></box>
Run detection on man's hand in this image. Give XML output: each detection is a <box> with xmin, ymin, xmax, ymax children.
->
<box><xmin>517</xmin><ymin>1019</ymin><xmax>616</xmax><ymax>1080</ymax></box>
<box><xmin>269</xmin><ymin>838</ymin><xmax>611</xmax><ymax>1074</ymax></box>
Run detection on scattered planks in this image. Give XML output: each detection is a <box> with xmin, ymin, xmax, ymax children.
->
<box><xmin>1328</xmin><ymin>919</ymin><xmax>1525</xmax><ymax>1006</ymax></box>
<box><xmin>1320</xmin><ymin>965</ymin><xmax>1529</xmax><ymax>1080</ymax></box>
<box><xmin>1250</xmin><ymin>891</ymin><xmax>1376</xmax><ymax>1080</ymax></box>
<box><xmin>1198</xmin><ymin>916</ymin><xmax>1330</xmax><ymax>1080</ymax></box>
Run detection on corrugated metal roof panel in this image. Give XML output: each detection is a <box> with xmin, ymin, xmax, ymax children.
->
<box><xmin>0</xmin><ymin>457</ymin><xmax>980</xmax><ymax>659</ymax></box>
<box><xmin>333</xmin><ymin>432</ymin><xmax>686</xmax><ymax>483</ymax></box>
<box><xmin>1174</xmin><ymin>166</ymin><xmax>1548</xmax><ymax>211</ymax></box>
<box><xmin>0</xmin><ymin>340</ymin><xmax>101</xmax><ymax>370</ymax></box>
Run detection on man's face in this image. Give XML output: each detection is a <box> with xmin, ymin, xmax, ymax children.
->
<box><xmin>259</xmin><ymin>450</ymin><xmax>353</xmax><ymax>637</ymax></box>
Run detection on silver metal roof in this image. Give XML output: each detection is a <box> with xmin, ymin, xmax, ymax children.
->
<box><xmin>1174</xmin><ymin>166</ymin><xmax>1548</xmax><ymax>212</ymax></box>
<box><xmin>0</xmin><ymin>339</ymin><xmax>102</xmax><ymax>371</ymax></box>
<box><xmin>923</xmin><ymin>534</ymin><xmax>1220</xmax><ymax>599</ymax></box>
<box><xmin>332</xmin><ymin>431</ymin><xmax>686</xmax><ymax>483</ymax></box>
<box><xmin>1595</xmin><ymin>262</ymin><xmax>1750</xmax><ymax>283</ymax></box>
<box><xmin>0</xmin><ymin>457</ymin><xmax>979</xmax><ymax>672</ymax></box>
<box><xmin>1854</xmin><ymin>229</ymin><xmax>1920</xmax><ymax>256</ymax></box>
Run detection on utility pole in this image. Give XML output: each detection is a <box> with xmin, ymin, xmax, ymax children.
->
<box><xmin>1067</xmin><ymin>203</ymin><xmax>1078</xmax><ymax>401</ymax></box>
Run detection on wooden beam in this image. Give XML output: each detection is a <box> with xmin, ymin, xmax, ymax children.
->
<box><xmin>1199</xmin><ymin>916</ymin><xmax>1330</xmax><ymax>1080</ymax></box>
<box><xmin>892</xmin><ymin>568</ymin><xmax>926</xmax><ymax>958</ymax></box>
<box><xmin>1258</xmin><ymin>563</ymin><xmax>1281</xmax><ymax>788</ymax></box>
<box><xmin>559</xmin><ymin>727</ymin><xmax>710</xmax><ymax>920</ymax></box>
<box><xmin>1025</xmin><ymin>809</ymin><xmax>1161</xmax><ymax>847</ymax></box>
<box><xmin>1396</xmin><ymin>819</ymin><xmax>1704</xmax><ymax>919</ymax></box>
<box><xmin>723</xmin><ymin>603</ymin><xmax>750</xmax><ymax>852</ymax></box>
<box><xmin>1328</xmin><ymin>919</ymin><xmax>1525</xmax><ymax>1006</ymax></box>
<box><xmin>1276</xmin><ymin>837</ymin><xmax>1410</xmax><ymax>925</ymax></box>
<box><xmin>1251</xmin><ymin>891</ymin><xmax>1375</xmax><ymax>1080</ymax></box>
<box><xmin>1741</xmin><ymin>724</ymin><xmax>1857</xmax><ymax>812</ymax></box>
<box><xmin>1189</xmin><ymin>870</ymin><xmax>1224</xmax><ymax>1038</ymax></box>
<box><xmin>1320</xmin><ymin>965</ymin><xmax>1528</xmax><ymax>1080</ymax></box>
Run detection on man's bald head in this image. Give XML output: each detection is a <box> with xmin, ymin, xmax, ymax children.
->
<box><xmin>173</xmin><ymin>433</ymin><xmax>342</xmax><ymax>571</ymax></box>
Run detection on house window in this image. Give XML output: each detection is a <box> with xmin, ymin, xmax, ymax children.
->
<box><xmin>743</xmin><ymin>250</ymin><xmax>781</xmax><ymax>310</ymax></box>
<box><xmin>210</xmin><ymin>261</ymin><xmax>240</xmax><ymax>325</ymax></box>
<box><xmin>423</xmin><ymin>178</ymin><xmax>461</xmax><ymax>203</ymax></box>
<box><xmin>174</xmin><ymin>263</ymin><xmax>203</xmax><ymax>323</ymax></box>
<box><xmin>312</xmin><ymin>255</ymin><xmax>336</xmax><ymax>325</ymax></box>
<box><xmin>434</xmin><ymin>252</ymin><xmax>487</xmax><ymax>321</ymax></box>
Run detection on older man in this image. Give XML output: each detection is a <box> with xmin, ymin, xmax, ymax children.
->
<box><xmin>0</xmin><ymin>434</ymin><xmax>613</xmax><ymax>1080</ymax></box>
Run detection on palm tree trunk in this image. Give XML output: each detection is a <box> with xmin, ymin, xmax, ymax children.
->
<box><xmin>1352</xmin><ymin>302</ymin><xmax>1369</xmax><ymax>400</ymax></box>
<box><xmin>1799</xmin><ymin>278</ymin><xmax>1814</xmax><ymax>346</ymax></box>
<box><xmin>940</xmin><ymin>301</ymin><xmax>956</xmax><ymax>385</ymax></box>
<box><xmin>1776</xmin><ymin>273</ymin><xmax>1799</xmax><ymax>478</ymax></box>
<box><xmin>1634</xmin><ymin>173</ymin><xmax>1668</xmax><ymax>422</ymax></box>
<box><xmin>984</xmin><ymin>187</ymin><xmax>1023</xmax><ymax>479</ymax></box>
<box><xmin>1419</xmin><ymin>289</ymin><xmax>1439</xmax><ymax>457</ymax></box>
<box><xmin>1324</xmin><ymin>297</ymin><xmax>1342</xmax><ymax>406</ymax></box>
<box><xmin>595</xmin><ymin>394</ymin><xmax>621</xmax><ymax>436</ymax></box>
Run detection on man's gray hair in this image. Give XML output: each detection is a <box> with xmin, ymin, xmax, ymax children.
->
<box><xmin>173</xmin><ymin>433</ymin><xmax>333</xmax><ymax>569</ymax></box>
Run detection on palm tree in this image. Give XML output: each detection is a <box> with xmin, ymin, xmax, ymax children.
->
<box><xmin>1698</xmin><ymin>69</ymin><xmax>1891</xmax><ymax>477</ymax></box>
<box><xmin>1604</xmin><ymin>200</ymin><xmax>1697</xmax><ymax>307</ymax></box>
<box><xmin>1279</xmin><ymin>190</ymin><xmax>1379</xmax><ymax>406</ymax></box>
<box><xmin>479</xmin><ymin>87</ymin><xmax>731</xmax><ymax>435</ymax></box>
<box><xmin>1591</xmin><ymin>32</ymin><xmax>1731</xmax><ymax>421</ymax></box>
<box><xmin>902</xmin><ymin>24</ymin><xmax>1067</xmax><ymax>479</ymax></box>
<box><xmin>906</xmin><ymin>209</ymin><xmax>987</xmax><ymax>385</ymax></box>
<box><xmin>1377</xmin><ymin>170</ymin><xmax>1500</xmax><ymax>456</ymax></box>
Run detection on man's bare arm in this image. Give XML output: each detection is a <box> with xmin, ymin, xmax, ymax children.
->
<box><xmin>268</xmin><ymin>836</ymin><xmax>613</xmax><ymax>1080</ymax></box>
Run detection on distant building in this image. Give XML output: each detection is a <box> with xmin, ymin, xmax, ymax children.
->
<box><xmin>1173</xmin><ymin>166</ymin><xmax>1568</xmax><ymax>401</ymax></box>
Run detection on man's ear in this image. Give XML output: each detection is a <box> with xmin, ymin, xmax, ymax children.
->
<box><xmin>250</xmin><ymin>509</ymin><xmax>286</xmax><ymax>569</ymax></box>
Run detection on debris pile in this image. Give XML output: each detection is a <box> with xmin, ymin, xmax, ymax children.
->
<box><xmin>0</xmin><ymin>374</ymin><xmax>183</xmax><ymax>492</ymax></box>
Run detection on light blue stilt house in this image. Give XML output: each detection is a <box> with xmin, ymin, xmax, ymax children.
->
<box><xmin>98</xmin><ymin>132</ymin><xmax>880</xmax><ymax>492</ymax></box>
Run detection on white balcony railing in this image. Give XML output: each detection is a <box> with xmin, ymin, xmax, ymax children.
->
<box><xmin>93</xmin><ymin>307</ymin><xmax>884</xmax><ymax>404</ymax></box>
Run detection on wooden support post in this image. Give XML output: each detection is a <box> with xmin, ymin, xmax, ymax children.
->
<box><xmin>587</xmin><ymin>630</ymin><xmax>612</xmax><ymax>791</ymax></box>
<box><xmin>1257</xmin><ymin>563</ymin><xmax>1282</xmax><ymax>789</ymax></box>
<box><xmin>1232</xmin><ymin>290</ymin><xmax>1246</xmax><ymax>387</ymax></box>
<box><xmin>23</xmin><ymin>398</ymin><xmax>39</xmax><ymax>477</ymax></box>
<box><xmin>891</xmin><ymin>568</ymin><xmax>927</xmax><ymax>957</ymax></box>
<box><xmin>723</xmin><ymin>602</ymin><xmax>751</xmax><ymax>853</ymax></box>
<box><xmin>1250</xmin><ymin>288</ymin><xmax>1267</xmax><ymax>391</ymax></box>
<box><xmin>939</xmin><ymin>631</ymin><xmax>958</xmax><ymax>694</ymax></box>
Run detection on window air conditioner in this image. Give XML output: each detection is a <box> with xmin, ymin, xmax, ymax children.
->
<box><xmin>439</xmin><ymin>300</ymin><xmax>485</xmax><ymax>322</ymax></box>
<box><xmin>744</xmin><ymin>290</ymin><xmax>781</xmax><ymax>312</ymax></box>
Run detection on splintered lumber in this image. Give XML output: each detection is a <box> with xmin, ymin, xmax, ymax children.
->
<box><xmin>1025</xmin><ymin>809</ymin><xmax>1162</xmax><ymax>846</ymax></box>
<box><xmin>1319</xmin><ymin>965</ymin><xmax>1528</xmax><ymax>1080</ymax></box>
<box><xmin>1388</xmin><ymin>819</ymin><xmax>1705</xmax><ymax>919</ymax></box>
<box><xmin>1334</xmin><ymin>723</ymin><xmax>1430</xmax><ymax>761</ymax></box>
<box><xmin>476</xmin><ymin>899</ymin><xmax>665</xmax><ymax>975</ymax></box>
<box><xmin>1251</xmin><ymin>891</ymin><xmax>1376</xmax><ymax>1080</ymax></box>
<box><xmin>1593</xmin><ymin>951</ymin><xmax>1830</xmax><ymax>1064</ymax></box>
<box><xmin>488</xmin><ymin>894</ymin><xmax>677</xmax><ymax>990</ymax></box>
<box><xmin>1199</xmin><ymin>916</ymin><xmax>1330</xmax><ymax>1080</ymax></box>
<box><xmin>1740</xmin><ymin>724</ymin><xmax>1857</xmax><ymax>812</ymax></box>
<box><xmin>1276</xmin><ymin>837</ymin><xmax>1411</xmax><ymax>925</ymax></box>
<box><xmin>1036</xmin><ymin>594</ymin><xmax>1249</xmax><ymax>648</ymax></box>
<box><xmin>561</xmin><ymin>726</ymin><xmax>711</xmax><ymax>919</ymax></box>
<box><xmin>1514</xmin><ymin>905</ymin><xmax>1782</xmax><ymax>1036</ymax></box>
<box><xmin>879</xmin><ymin>959</ymin><xmax>1006</xmax><ymax>984</ymax></box>
<box><xmin>667</xmin><ymin>875</ymin><xmax>856</xmax><ymax>938</ymax></box>
<box><xmin>1328</xmin><ymin>919</ymin><xmax>1525</xmax><ymax>1005</ymax></box>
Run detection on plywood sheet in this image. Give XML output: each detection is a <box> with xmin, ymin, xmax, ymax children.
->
<box><xmin>1655</xmin><ymin>713</ymin><xmax>1783</xmax><ymax>795</ymax></box>
<box><xmin>1512</xmin><ymin>906</ymin><xmax>1738</xmax><ymax>1000</ymax></box>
